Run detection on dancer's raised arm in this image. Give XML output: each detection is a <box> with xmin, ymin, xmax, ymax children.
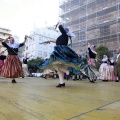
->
<box><xmin>3</xmin><ymin>35</ymin><xmax>12</xmax><ymax>42</ymax></box>
<box><xmin>39</xmin><ymin>40</ymin><xmax>56</xmax><ymax>44</ymax></box>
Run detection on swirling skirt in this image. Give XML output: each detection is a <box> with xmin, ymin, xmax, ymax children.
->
<box><xmin>83</xmin><ymin>58</ymin><xmax>100</xmax><ymax>80</ymax></box>
<box><xmin>37</xmin><ymin>45</ymin><xmax>83</xmax><ymax>71</ymax></box>
<box><xmin>1</xmin><ymin>55</ymin><xmax>23</xmax><ymax>78</ymax></box>
<box><xmin>68</xmin><ymin>58</ymin><xmax>100</xmax><ymax>81</ymax></box>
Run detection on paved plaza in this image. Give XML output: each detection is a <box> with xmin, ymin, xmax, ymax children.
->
<box><xmin>0</xmin><ymin>77</ymin><xmax>120</xmax><ymax>120</ymax></box>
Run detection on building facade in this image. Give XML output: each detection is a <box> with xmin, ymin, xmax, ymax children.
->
<box><xmin>25</xmin><ymin>27</ymin><xmax>59</xmax><ymax>60</ymax></box>
<box><xmin>59</xmin><ymin>0</ymin><xmax>120</xmax><ymax>53</ymax></box>
<box><xmin>0</xmin><ymin>27</ymin><xmax>11</xmax><ymax>54</ymax></box>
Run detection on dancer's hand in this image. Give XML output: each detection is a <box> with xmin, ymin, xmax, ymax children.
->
<box><xmin>3</xmin><ymin>35</ymin><xmax>12</xmax><ymax>42</ymax></box>
<box><xmin>40</xmin><ymin>41</ymin><xmax>50</xmax><ymax>44</ymax></box>
<box><xmin>25</xmin><ymin>35</ymin><xmax>33</xmax><ymax>39</ymax></box>
<box><xmin>23</xmin><ymin>35</ymin><xmax>29</xmax><ymax>44</ymax></box>
<box><xmin>87</xmin><ymin>43</ymin><xmax>90</xmax><ymax>47</ymax></box>
<box><xmin>6</xmin><ymin>36</ymin><xmax>10</xmax><ymax>41</ymax></box>
<box><xmin>55</xmin><ymin>22</ymin><xmax>59</xmax><ymax>29</ymax></box>
<box><xmin>0</xmin><ymin>51</ymin><xmax>4</xmax><ymax>56</ymax></box>
<box><xmin>7</xmin><ymin>35</ymin><xmax>12</xmax><ymax>39</ymax></box>
<box><xmin>1</xmin><ymin>51</ymin><xmax>4</xmax><ymax>54</ymax></box>
<box><xmin>24</xmin><ymin>35</ymin><xmax>28</xmax><ymax>40</ymax></box>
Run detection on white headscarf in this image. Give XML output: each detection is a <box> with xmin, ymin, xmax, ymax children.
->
<box><xmin>7</xmin><ymin>42</ymin><xmax>20</xmax><ymax>48</ymax></box>
<box><xmin>102</xmin><ymin>55</ymin><xmax>108</xmax><ymax>62</ymax></box>
<box><xmin>64</xmin><ymin>28</ymin><xmax>75</xmax><ymax>38</ymax></box>
<box><xmin>110</xmin><ymin>57</ymin><xmax>114</xmax><ymax>63</ymax></box>
<box><xmin>90</xmin><ymin>45</ymin><xmax>97</xmax><ymax>54</ymax></box>
<box><xmin>6</xmin><ymin>37</ymin><xmax>20</xmax><ymax>48</ymax></box>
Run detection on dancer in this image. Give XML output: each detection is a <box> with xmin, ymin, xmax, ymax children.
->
<box><xmin>81</xmin><ymin>43</ymin><xmax>99</xmax><ymax>83</ymax></box>
<box><xmin>22</xmin><ymin>54</ymin><xmax>31</xmax><ymax>78</ymax></box>
<box><xmin>88</xmin><ymin>43</ymin><xmax>97</xmax><ymax>67</ymax></box>
<box><xmin>37</xmin><ymin>23</ymin><xmax>84</xmax><ymax>87</ymax></box>
<box><xmin>0</xmin><ymin>51</ymin><xmax>6</xmax><ymax>75</ymax></box>
<box><xmin>1</xmin><ymin>35</ymin><xmax>27</xmax><ymax>83</ymax></box>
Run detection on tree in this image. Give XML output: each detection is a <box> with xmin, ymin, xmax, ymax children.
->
<box><xmin>27</xmin><ymin>57</ymin><xmax>44</xmax><ymax>72</ymax></box>
<box><xmin>95</xmin><ymin>45</ymin><xmax>111</xmax><ymax>70</ymax></box>
<box><xmin>96</xmin><ymin>45</ymin><xmax>111</xmax><ymax>60</ymax></box>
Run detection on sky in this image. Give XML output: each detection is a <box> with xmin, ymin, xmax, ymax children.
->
<box><xmin>0</xmin><ymin>0</ymin><xmax>59</xmax><ymax>41</ymax></box>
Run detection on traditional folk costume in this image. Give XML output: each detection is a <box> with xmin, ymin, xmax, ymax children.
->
<box><xmin>37</xmin><ymin>25</ymin><xmax>84</xmax><ymax>87</ymax></box>
<box><xmin>22</xmin><ymin>56</ymin><xmax>30</xmax><ymax>77</ymax></box>
<box><xmin>99</xmin><ymin>55</ymin><xmax>108</xmax><ymax>80</ymax></box>
<box><xmin>1</xmin><ymin>41</ymin><xmax>24</xmax><ymax>83</ymax></box>
<box><xmin>103</xmin><ymin>59</ymin><xmax>113</xmax><ymax>81</ymax></box>
<box><xmin>114</xmin><ymin>53</ymin><xmax>120</xmax><ymax>82</ymax></box>
<box><xmin>110</xmin><ymin>57</ymin><xmax>116</xmax><ymax>81</ymax></box>
<box><xmin>0</xmin><ymin>55</ymin><xmax>6</xmax><ymax>74</ymax></box>
<box><xmin>81</xmin><ymin>45</ymin><xmax>99</xmax><ymax>83</ymax></box>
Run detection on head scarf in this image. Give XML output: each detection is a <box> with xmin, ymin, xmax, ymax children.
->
<box><xmin>110</xmin><ymin>57</ymin><xmax>114</xmax><ymax>63</ymax></box>
<box><xmin>102</xmin><ymin>55</ymin><xmax>108</xmax><ymax>62</ymax></box>
<box><xmin>90</xmin><ymin>45</ymin><xmax>97</xmax><ymax>54</ymax></box>
<box><xmin>6</xmin><ymin>36</ymin><xmax>20</xmax><ymax>48</ymax></box>
<box><xmin>64</xmin><ymin>28</ymin><xmax>75</xmax><ymax>38</ymax></box>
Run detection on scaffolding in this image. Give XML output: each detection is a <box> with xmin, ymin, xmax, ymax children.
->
<box><xmin>59</xmin><ymin>0</ymin><xmax>120</xmax><ymax>53</ymax></box>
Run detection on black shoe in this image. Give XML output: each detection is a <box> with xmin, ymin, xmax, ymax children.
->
<box><xmin>115</xmin><ymin>80</ymin><xmax>119</xmax><ymax>82</ymax></box>
<box><xmin>73</xmin><ymin>79</ymin><xmax>76</xmax><ymax>81</ymax></box>
<box><xmin>89</xmin><ymin>80</ymin><xmax>95</xmax><ymax>83</ymax></box>
<box><xmin>93</xmin><ymin>77</ymin><xmax>97</xmax><ymax>81</ymax></box>
<box><xmin>12</xmin><ymin>79</ymin><xmax>17</xmax><ymax>83</ymax></box>
<box><xmin>87</xmin><ymin>76</ymin><xmax>90</xmax><ymax>80</ymax></box>
<box><xmin>66</xmin><ymin>71</ymin><xmax>72</xmax><ymax>80</ymax></box>
<box><xmin>102</xmin><ymin>80</ymin><xmax>108</xmax><ymax>82</ymax></box>
<box><xmin>56</xmin><ymin>83</ymin><xmax>65</xmax><ymax>87</ymax></box>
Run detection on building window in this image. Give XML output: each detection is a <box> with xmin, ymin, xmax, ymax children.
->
<box><xmin>39</xmin><ymin>51</ymin><xmax>42</xmax><ymax>57</ymax></box>
<box><xmin>44</xmin><ymin>52</ymin><xmax>47</xmax><ymax>58</ymax></box>
<box><xmin>26</xmin><ymin>46</ymin><xmax>28</xmax><ymax>50</ymax></box>
<box><xmin>100</xmin><ymin>25</ymin><xmax>110</xmax><ymax>36</ymax></box>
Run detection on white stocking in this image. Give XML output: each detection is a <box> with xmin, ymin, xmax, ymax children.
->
<box><xmin>57</xmin><ymin>71</ymin><xmax>64</xmax><ymax>84</ymax></box>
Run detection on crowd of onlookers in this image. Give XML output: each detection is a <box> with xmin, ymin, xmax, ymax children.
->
<box><xmin>98</xmin><ymin>49</ymin><xmax>120</xmax><ymax>82</ymax></box>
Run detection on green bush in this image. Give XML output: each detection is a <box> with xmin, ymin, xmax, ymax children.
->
<box><xmin>96</xmin><ymin>45</ymin><xmax>111</xmax><ymax>60</ymax></box>
<box><xmin>28</xmin><ymin>57</ymin><xmax>44</xmax><ymax>72</ymax></box>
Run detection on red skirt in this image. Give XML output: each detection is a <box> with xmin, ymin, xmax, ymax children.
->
<box><xmin>1</xmin><ymin>55</ymin><xmax>23</xmax><ymax>78</ymax></box>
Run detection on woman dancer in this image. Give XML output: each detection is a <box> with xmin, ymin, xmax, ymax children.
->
<box><xmin>0</xmin><ymin>51</ymin><xmax>6</xmax><ymax>74</ymax></box>
<box><xmin>88</xmin><ymin>43</ymin><xmax>97</xmax><ymax>66</ymax></box>
<box><xmin>81</xmin><ymin>43</ymin><xmax>99</xmax><ymax>83</ymax></box>
<box><xmin>1</xmin><ymin>35</ymin><xmax>27</xmax><ymax>83</ymax></box>
<box><xmin>37</xmin><ymin>23</ymin><xmax>84</xmax><ymax>87</ymax></box>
